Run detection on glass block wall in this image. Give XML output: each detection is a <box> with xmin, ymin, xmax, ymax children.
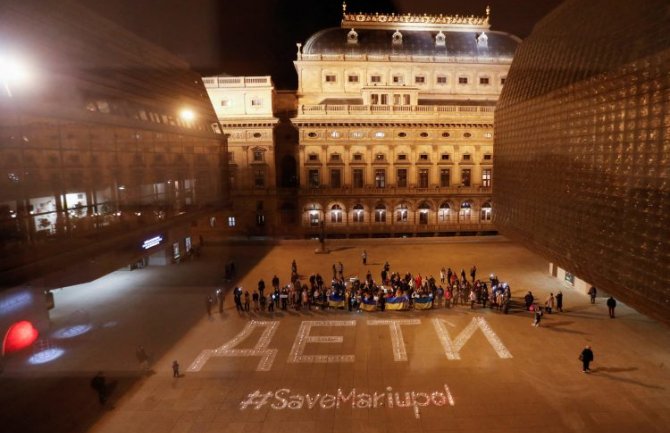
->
<box><xmin>494</xmin><ymin>0</ymin><xmax>670</xmax><ymax>323</ymax></box>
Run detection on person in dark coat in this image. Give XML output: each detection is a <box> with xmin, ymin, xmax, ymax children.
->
<box><xmin>606</xmin><ymin>296</ymin><xmax>617</xmax><ymax>318</ymax></box>
<box><xmin>556</xmin><ymin>291</ymin><xmax>563</xmax><ymax>312</ymax></box>
<box><xmin>580</xmin><ymin>345</ymin><xmax>594</xmax><ymax>373</ymax></box>
<box><xmin>588</xmin><ymin>286</ymin><xmax>597</xmax><ymax>304</ymax></box>
<box><xmin>90</xmin><ymin>371</ymin><xmax>107</xmax><ymax>405</ymax></box>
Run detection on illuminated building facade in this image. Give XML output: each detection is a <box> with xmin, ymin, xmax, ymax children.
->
<box><xmin>290</xmin><ymin>4</ymin><xmax>519</xmax><ymax>237</ymax></box>
<box><xmin>0</xmin><ymin>0</ymin><xmax>227</xmax><ymax>286</ymax></box>
<box><xmin>493</xmin><ymin>0</ymin><xmax>670</xmax><ymax>322</ymax></box>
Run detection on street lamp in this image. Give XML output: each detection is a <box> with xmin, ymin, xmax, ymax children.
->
<box><xmin>0</xmin><ymin>53</ymin><xmax>32</xmax><ymax>98</ymax></box>
<box><xmin>179</xmin><ymin>108</ymin><xmax>195</xmax><ymax>122</ymax></box>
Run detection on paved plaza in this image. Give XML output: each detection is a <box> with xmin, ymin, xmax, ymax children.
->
<box><xmin>1</xmin><ymin>237</ymin><xmax>669</xmax><ymax>433</ymax></box>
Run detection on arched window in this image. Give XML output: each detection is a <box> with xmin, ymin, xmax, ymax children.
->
<box><xmin>306</xmin><ymin>204</ymin><xmax>320</xmax><ymax>226</ymax></box>
<box><xmin>418</xmin><ymin>202</ymin><xmax>430</xmax><ymax>225</ymax></box>
<box><xmin>330</xmin><ymin>204</ymin><xmax>343</xmax><ymax>223</ymax></box>
<box><xmin>459</xmin><ymin>201</ymin><xmax>472</xmax><ymax>222</ymax></box>
<box><xmin>396</xmin><ymin>204</ymin><xmax>409</xmax><ymax>223</ymax></box>
<box><xmin>353</xmin><ymin>204</ymin><xmax>364</xmax><ymax>223</ymax></box>
<box><xmin>374</xmin><ymin>203</ymin><xmax>386</xmax><ymax>223</ymax></box>
<box><xmin>481</xmin><ymin>202</ymin><xmax>492</xmax><ymax>222</ymax></box>
<box><xmin>438</xmin><ymin>202</ymin><xmax>451</xmax><ymax>223</ymax></box>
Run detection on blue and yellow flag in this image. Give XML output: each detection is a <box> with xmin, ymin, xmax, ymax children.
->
<box><xmin>414</xmin><ymin>297</ymin><xmax>433</xmax><ymax>310</ymax></box>
<box><xmin>386</xmin><ymin>296</ymin><xmax>410</xmax><ymax>311</ymax></box>
<box><xmin>328</xmin><ymin>294</ymin><xmax>345</xmax><ymax>308</ymax></box>
<box><xmin>360</xmin><ymin>298</ymin><xmax>377</xmax><ymax>312</ymax></box>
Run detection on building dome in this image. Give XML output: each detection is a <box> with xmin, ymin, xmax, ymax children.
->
<box><xmin>302</xmin><ymin>27</ymin><xmax>520</xmax><ymax>60</ymax></box>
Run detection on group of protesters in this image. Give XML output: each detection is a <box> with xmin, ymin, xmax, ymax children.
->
<box><xmin>228</xmin><ymin>258</ymin><xmax>515</xmax><ymax>314</ymax></box>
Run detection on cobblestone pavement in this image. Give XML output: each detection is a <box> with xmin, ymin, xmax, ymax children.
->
<box><xmin>1</xmin><ymin>237</ymin><xmax>669</xmax><ymax>433</ymax></box>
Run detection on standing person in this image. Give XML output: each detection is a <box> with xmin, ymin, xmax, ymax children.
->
<box><xmin>337</xmin><ymin>261</ymin><xmax>344</xmax><ymax>280</ymax></box>
<box><xmin>545</xmin><ymin>293</ymin><xmax>555</xmax><ymax>314</ymax></box>
<box><xmin>172</xmin><ymin>360</ymin><xmax>180</xmax><ymax>378</ymax></box>
<box><xmin>267</xmin><ymin>294</ymin><xmax>274</xmax><ymax>312</ymax></box>
<box><xmin>362</xmin><ymin>250</ymin><xmax>367</xmax><ymax>265</ymax></box>
<box><xmin>469</xmin><ymin>289</ymin><xmax>477</xmax><ymax>309</ymax></box>
<box><xmin>588</xmin><ymin>286</ymin><xmax>597</xmax><ymax>304</ymax></box>
<box><xmin>532</xmin><ymin>305</ymin><xmax>543</xmax><ymax>327</ymax></box>
<box><xmin>252</xmin><ymin>291</ymin><xmax>260</xmax><ymax>312</ymax></box>
<box><xmin>440</xmin><ymin>267</ymin><xmax>446</xmax><ymax>284</ymax></box>
<box><xmin>579</xmin><ymin>345</ymin><xmax>594</xmax><ymax>373</ymax></box>
<box><xmin>90</xmin><ymin>371</ymin><xmax>107</xmax><ymax>405</ymax></box>
<box><xmin>272</xmin><ymin>275</ymin><xmax>280</xmax><ymax>291</ymax></box>
<box><xmin>258</xmin><ymin>279</ymin><xmax>265</xmax><ymax>298</ymax></box>
<box><xmin>243</xmin><ymin>290</ymin><xmax>250</xmax><ymax>312</ymax></box>
<box><xmin>205</xmin><ymin>295</ymin><xmax>213</xmax><ymax>317</ymax></box>
<box><xmin>234</xmin><ymin>288</ymin><xmax>243</xmax><ymax>313</ymax></box>
<box><xmin>470</xmin><ymin>265</ymin><xmax>477</xmax><ymax>282</ymax></box>
<box><xmin>291</xmin><ymin>259</ymin><xmax>298</xmax><ymax>275</ymax></box>
<box><xmin>332</xmin><ymin>263</ymin><xmax>337</xmax><ymax>280</ymax></box>
<box><xmin>606</xmin><ymin>296</ymin><xmax>617</xmax><ymax>318</ymax></box>
<box><xmin>136</xmin><ymin>346</ymin><xmax>150</xmax><ymax>373</ymax></box>
<box><xmin>556</xmin><ymin>291</ymin><xmax>563</xmax><ymax>312</ymax></box>
<box><xmin>216</xmin><ymin>288</ymin><xmax>224</xmax><ymax>313</ymax></box>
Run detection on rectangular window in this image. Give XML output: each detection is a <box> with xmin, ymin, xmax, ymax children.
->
<box><xmin>419</xmin><ymin>154</ymin><xmax>429</xmax><ymax>161</ymax></box>
<box><xmin>482</xmin><ymin>168</ymin><xmax>492</xmax><ymax>187</ymax></box>
<box><xmin>251</xmin><ymin>98</ymin><xmax>263</xmax><ymax>106</ymax></box>
<box><xmin>380</xmin><ymin>94</ymin><xmax>388</xmax><ymax>105</ymax></box>
<box><xmin>483</xmin><ymin>154</ymin><xmax>492</xmax><ymax>161</ymax></box>
<box><xmin>415</xmin><ymin>76</ymin><xmax>425</xmax><ymax>84</ymax></box>
<box><xmin>374</xmin><ymin>169</ymin><xmax>386</xmax><ymax>188</ymax></box>
<box><xmin>392</xmin><ymin>75</ymin><xmax>404</xmax><ymax>84</ymax></box>
<box><xmin>310</xmin><ymin>211</ymin><xmax>320</xmax><ymax>226</ymax></box>
<box><xmin>393</xmin><ymin>94</ymin><xmax>401</xmax><ymax>105</ymax></box>
<box><xmin>398</xmin><ymin>154</ymin><xmax>407</xmax><ymax>161</ymax></box>
<box><xmin>436</xmin><ymin>76</ymin><xmax>447</xmax><ymax>84</ymax></box>
<box><xmin>220</xmin><ymin>99</ymin><xmax>230</xmax><ymax>107</ymax></box>
<box><xmin>462</xmin><ymin>154</ymin><xmax>471</xmax><ymax>161</ymax></box>
<box><xmin>418</xmin><ymin>169</ymin><xmax>429</xmax><ymax>188</ymax></box>
<box><xmin>403</xmin><ymin>94</ymin><xmax>411</xmax><ymax>105</ymax></box>
<box><xmin>330</xmin><ymin>169</ymin><xmax>342</xmax><ymax>188</ymax></box>
<box><xmin>254</xmin><ymin>168</ymin><xmax>265</xmax><ymax>187</ymax></box>
<box><xmin>353</xmin><ymin>153</ymin><xmax>363</xmax><ymax>161</ymax></box>
<box><xmin>352</xmin><ymin>168</ymin><xmax>364</xmax><ymax>188</ymax></box>
<box><xmin>325</xmin><ymin>74</ymin><xmax>337</xmax><ymax>82</ymax></box>
<box><xmin>458</xmin><ymin>77</ymin><xmax>468</xmax><ymax>84</ymax></box>
<box><xmin>253</xmin><ymin>150</ymin><xmax>264</xmax><ymax>162</ymax></box>
<box><xmin>375</xmin><ymin>208</ymin><xmax>386</xmax><ymax>223</ymax></box>
<box><xmin>370</xmin><ymin>75</ymin><xmax>381</xmax><ymax>83</ymax></box>
<box><xmin>500</xmin><ymin>77</ymin><xmax>506</xmax><ymax>85</ymax></box>
<box><xmin>228</xmin><ymin>216</ymin><xmax>236</xmax><ymax>227</ymax></box>
<box><xmin>308</xmin><ymin>169</ymin><xmax>320</xmax><ymax>187</ymax></box>
<box><xmin>371</xmin><ymin>94</ymin><xmax>379</xmax><ymax>105</ymax></box>
<box><xmin>397</xmin><ymin>169</ymin><xmax>407</xmax><ymax>187</ymax></box>
<box><xmin>227</xmin><ymin>151</ymin><xmax>234</xmax><ymax>162</ymax></box>
<box><xmin>441</xmin><ymin>153</ymin><xmax>450</xmax><ymax>161</ymax></box>
<box><xmin>375</xmin><ymin>153</ymin><xmax>385</xmax><ymax>161</ymax></box>
<box><xmin>461</xmin><ymin>169</ymin><xmax>471</xmax><ymax>187</ymax></box>
<box><xmin>330</xmin><ymin>154</ymin><xmax>341</xmax><ymax>161</ymax></box>
<box><xmin>479</xmin><ymin>77</ymin><xmax>490</xmax><ymax>85</ymax></box>
<box><xmin>348</xmin><ymin>75</ymin><xmax>359</xmax><ymax>83</ymax></box>
<box><xmin>308</xmin><ymin>154</ymin><xmax>318</xmax><ymax>161</ymax></box>
<box><xmin>440</xmin><ymin>169</ymin><xmax>450</xmax><ymax>187</ymax></box>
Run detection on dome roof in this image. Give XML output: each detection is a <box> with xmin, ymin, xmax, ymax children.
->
<box><xmin>302</xmin><ymin>27</ymin><xmax>520</xmax><ymax>59</ymax></box>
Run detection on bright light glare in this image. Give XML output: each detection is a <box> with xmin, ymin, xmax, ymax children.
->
<box><xmin>0</xmin><ymin>54</ymin><xmax>32</xmax><ymax>96</ymax></box>
<box><xmin>180</xmin><ymin>109</ymin><xmax>195</xmax><ymax>121</ymax></box>
<box><xmin>28</xmin><ymin>348</ymin><xmax>65</xmax><ymax>365</ymax></box>
<box><xmin>52</xmin><ymin>324</ymin><xmax>92</xmax><ymax>339</ymax></box>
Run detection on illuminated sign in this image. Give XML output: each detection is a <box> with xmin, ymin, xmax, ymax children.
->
<box><xmin>142</xmin><ymin>235</ymin><xmax>163</xmax><ymax>250</ymax></box>
<box><xmin>2</xmin><ymin>320</ymin><xmax>39</xmax><ymax>355</ymax></box>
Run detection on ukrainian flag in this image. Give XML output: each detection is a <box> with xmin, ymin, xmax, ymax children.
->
<box><xmin>386</xmin><ymin>295</ymin><xmax>410</xmax><ymax>311</ymax></box>
<box><xmin>360</xmin><ymin>298</ymin><xmax>377</xmax><ymax>312</ymax></box>
<box><xmin>328</xmin><ymin>294</ymin><xmax>345</xmax><ymax>309</ymax></box>
<box><xmin>414</xmin><ymin>297</ymin><xmax>433</xmax><ymax>310</ymax></box>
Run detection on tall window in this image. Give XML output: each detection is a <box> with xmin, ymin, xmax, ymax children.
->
<box><xmin>459</xmin><ymin>202</ymin><xmax>472</xmax><ymax>221</ymax></box>
<box><xmin>397</xmin><ymin>169</ymin><xmax>407</xmax><ymax>187</ymax></box>
<box><xmin>253</xmin><ymin>150</ymin><xmax>264</xmax><ymax>162</ymax></box>
<box><xmin>375</xmin><ymin>204</ymin><xmax>386</xmax><ymax>223</ymax></box>
<box><xmin>440</xmin><ymin>169</ymin><xmax>450</xmax><ymax>187</ymax></box>
<box><xmin>308</xmin><ymin>169</ymin><xmax>320</xmax><ymax>188</ymax></box>
<box><xmin>418</xmin><ymin>202</ymin><xmax>430</xmax><ymax>224</ymax></box>
<box><xmin>309</xmin><ymin>208</ymin><xmax>320</xmax><ymax>226</ymax></box>
<box><xmin>375</xmin><ymin>169</ymin><xmax>386</xmax><ymax>188</ymax></box>
<box><xmin>330</xmin><ymin>204</ymin><xmax>343</xmax><ymax>223</ymax></box>
<box><xmin>481</xmin><ymin>202</ymin><xmax>492</xmax><ymax>221</ymax></box>
<box><xmin>482</xmin><ymin>168</ymin><xmax>492</xmax><ymax>187</ymax></box>
<box><xmin>353</xmin><ymin>204</ymin><xmax>364</xmax><ymax>223</ymax></box>
<box><xmin>461</xmin><ymin>169</ymin><xmax>471</xmax><ymax>187</ymax></box>
<box><xmin>438</xmin><ymin>202</ymin><xmax>451</xmax><ymax>222</ymax></box>
<box><xmin>254</xmin><ymin>168</ymin><xmax>265</xmax><ymax>187</ymax></box>
<box><xmin>330</xmin><ymin>169</ymin><xmax>342</xmax><ymax>188</ymax></box>
<box><xmin>418</xmin><ymin>169</ymin><xmax>429</xmax><ymax>188</ymax></box>
<box><xmin>353</xmin><ymin>168</ymin><xmax>364</xmax><ymax>188</ymax></box>
<box><xmin>396</xmin><ymin>204</ymin><xmax>409</xmax><ymax>222</ymax></box>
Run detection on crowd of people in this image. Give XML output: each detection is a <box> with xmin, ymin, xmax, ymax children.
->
<box><xmin>226</xmin><ymin>259</ymin><xmax>520</xmax><ymax>315</ymax></box>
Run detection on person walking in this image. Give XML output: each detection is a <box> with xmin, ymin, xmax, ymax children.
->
<box><xmin>579</xmin><ymin>345</ymin><xmax>594</xmax><ymax>373</ymax></box>
<box><xmin>588</xmin><ymin>286</ymin><xmax>597</xmax><ymax>304</ymax></box>
<box><xmin>252</xmin><ymin>291</ymin><xmax>260</xmax><ymax>312</ymax></box>
<box><xmin>90</xmin><ymin>371</ymin><xmax>108</xmax><ymax>405</ymax></box>
<box><xmin>556</xmin><ymin>290</ymin><xmax>563</xmax><ymax>312</ymax></box>
<box><xmin>216</xmin><ymin>288</ymin><xmax>224</xmax><ymax>313</ymax></box>
<box><xmin>361</xmin><ymin>250</ymin><xmax>367</xmax><ymax>265</ymax></box>
<box><xmin>532</xmin><ymin>305</ymin><xmax>543</xmax><ymax>327</ymax></box>
<box><xmin>172</xmin><ymin>360</ymin><xmax>180</xmax><ymax>378</ymax></box>
<box><xmin>545</xmin><ymin>293</ymin><xmax>555</xmax><ymax>314</ymax></box>
<box><xmin>206</xmin><ymin>295</ymin><xmax>213</xmax><ymax>317</ymax></box>
<box><xmin>606</xmin><ymin>296</ymin><xmax>617</xmax><ymax>318</ymax></box>
<box><xmin>243</xmin><ymin>290</ymin><xmax>250</xmax><ymax>312</ymax></box>
<box><xmin>440</xmin><ymin>267</ymin><xmax>446</xmax><ymax>284</ymax></box>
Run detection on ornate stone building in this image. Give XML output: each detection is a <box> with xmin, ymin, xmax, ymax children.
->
<box><xmin>206</xmin><ymin>5</ymin><xmax>520</xmax><ymax>238</ymax></box>
<box><xmin>493</xmin><ymin>0</ymin><xmax>670</xmax><ymax>323</ymax></box>
<box><xmin>291</xmin><ymin>4</ymin><xmax>519</xmax><ymax>237</ymax></box>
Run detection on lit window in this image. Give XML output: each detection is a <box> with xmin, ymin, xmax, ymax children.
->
<box><xmin>481</xmin><ymin>202</ymin><xmax>492</xmax><ymax>221</ymax></box>
<box><xmin>482</xmin><ymin>168</ymin><xmax>492</xmax><ymax>187</ymax></box>
<box><xmin>484</xmin><ymin>132</ymin><xmax>493</xmax><ymax>138</ymax></box>
<box><xmin>438</xmin><ymin>202</ymin><xmax>451</xmax><ymax>222</ymax></box>
<box><xmin>351</xmin><ymin>131</ymin><xmax>364</xmax><ymax>139</ymax></box>
<box><xmin>353</xmin><ymin>204</ymin><xmax>364</xmax><ymax>223</ymax></box>
<box><xmin>374</xmin><ymin>131</ymin><xmax>385</xmax><ymax>138</ymax></box>
<box><xmin>375</xmin><ymin>169</ymin><xmax>386</xmax><ymax>188</ymax></box>
<box><xmin>228</xmin><ymin>216</ymin><xmax>236</xmax><ymax>227</ymax></box>
<box><xmin>460</xmin><ymin>201</ymin><xmax>472</xmax><ymax>221</ymax></box>
<box><xmin>396</xmin><ymin>204</ymin><xmax>408</xmax><ymax>222</ymax></box>
<box><xmin>330</xmin><ymin>204</ymin><xmax>343</xmax><ymax>223</ymax></box>
<box><xmin>458</xmin><ymin>77</ymin><xmax>468</xmax><ymax>85</ymax></box>
<box><xmin>330</xmin><ymin>131</ymin><xmax>341</xmax><ymax>138</ymax></box>
<box><xmin>375</xmin><ymin>204</ymin><xmax>386</xmax><ymax>222</ymax></box>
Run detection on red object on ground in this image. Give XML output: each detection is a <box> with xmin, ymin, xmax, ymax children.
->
<box><xmin>2</xmin><ymin>320</ymin><xmax>39</xmax><ymax>355</ymax></box>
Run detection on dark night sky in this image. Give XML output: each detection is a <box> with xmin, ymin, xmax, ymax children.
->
<box><xmin>80</xmin><ymin>0</ymin><xmax>564</xmax><ymax>89</ymax></box>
